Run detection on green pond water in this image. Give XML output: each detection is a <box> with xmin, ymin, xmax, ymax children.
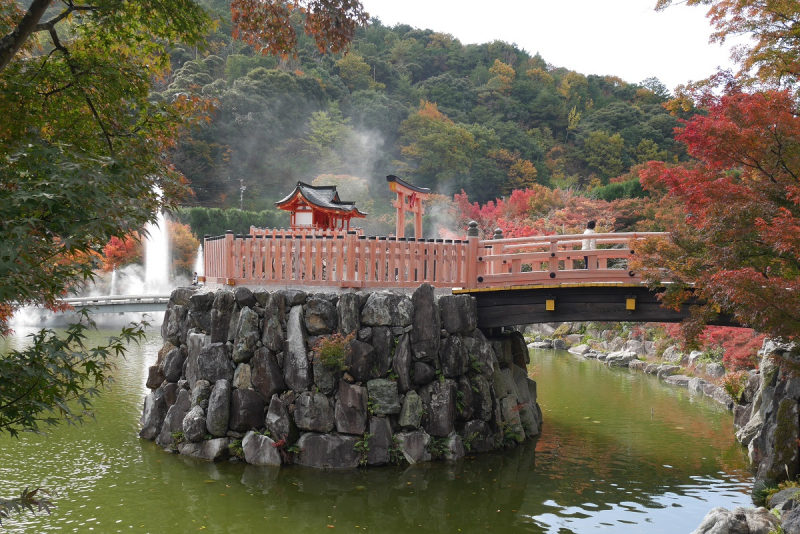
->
<box><xmin>0</xmin><ymin>324</ymin><xmax>752</xmax><ymax>533</ymax></box>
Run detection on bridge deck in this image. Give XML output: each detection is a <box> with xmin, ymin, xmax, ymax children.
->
<box><xmin>455</xmin><ymin>283</ymin><xmax>736</xmax><ymax>328</ymax></box>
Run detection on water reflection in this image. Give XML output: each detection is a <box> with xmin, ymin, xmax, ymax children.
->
<box><xmin>0</xmin><ymin>334</ymin><xmax>752</xmax><ymax>534</ymax></box>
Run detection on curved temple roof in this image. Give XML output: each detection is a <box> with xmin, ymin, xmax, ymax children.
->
<box><xmin>386</xmin><ymin>174</ymin><xmax>431</xmax><ymax>194</ymax></box>
<box><xmin>275</xmin><ymin>181</ymin><xmax>367</xmax><ymax>217</ymax></box>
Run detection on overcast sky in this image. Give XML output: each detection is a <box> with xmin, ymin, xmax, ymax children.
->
<box><xmin>360</xmin><ymin>0</ymin><xmax>745</xmax><ymax>91</ymax></box>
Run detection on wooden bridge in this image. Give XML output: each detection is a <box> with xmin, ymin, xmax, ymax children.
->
<box><xmin>200</xmin><ymin>222</ymin><xmax>726</xmax><ymax>326</ymax></box>
<box><xmin>203</xmin><ymin>222</ymin><xmax>664</xmax><ymax>290</ymax></box>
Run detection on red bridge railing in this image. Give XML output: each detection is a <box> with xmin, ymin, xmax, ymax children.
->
<box><xmin>204</xmin><ymin>232</ymin><xmax>468</xmax><ymax>289</ymax></box>
<box><xmin>472</xmin><ymin>231</ymin><xmax>667</xmax><ymax>288</ymax></box>
<box><xmin>203</xmin><ymin>224</ymin><xmax>667</xmax><ymax>290</ymax></box>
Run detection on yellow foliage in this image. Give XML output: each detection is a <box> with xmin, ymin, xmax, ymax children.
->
<box><xmin>526</xmin><ymin>68</ymin><xmax>553</xmax><ymax>85</ymax></box>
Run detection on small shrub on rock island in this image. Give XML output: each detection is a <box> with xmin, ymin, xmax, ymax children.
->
<box><xmin>722</xmin><ymin>370</ymin><xmax>750</xmax><ymax>402</ymax></box>
<box><xmin>313</xmin><ymin>333</ymin><xmax>354</xmax><ymax>371</ymax></box>
<box><xmin>354</xmin><ymin>433</ymin><xmax>372</xmax><ymax>466</ymax></box>
<box><xmin>228</xmin><ymin>440</ymin><xmax>245</xmax><ymax>460</ymax></box>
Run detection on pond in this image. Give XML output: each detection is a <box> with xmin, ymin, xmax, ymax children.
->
<box><xmin>0</xmin><ymin>325</ymin><xmax>752</xmax><ymax>533</ymax></box>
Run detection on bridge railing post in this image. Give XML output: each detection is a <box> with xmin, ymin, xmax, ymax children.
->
<box><xmin>345</xmin><ymin>230</ymin><xmax>357</xmax><ymax>285</ymax></box>
<box><xmin>224</xmin><ymin>230</ymin><xmax>234</xmax><ymax>283</ymax></box>
<box><xmin>465</xmin><ymin>221</ymin><xmax>483</xmax><ymax>289</ymax></box>
<box><xmin>548</xmin><ymin>238</ymin><xmax>559</xmax><ymax>276</ymax></box>
<box><xmin>465</xmin><ymin>221</ymin><xmax>480</xmax><ymax>288</ymax></box>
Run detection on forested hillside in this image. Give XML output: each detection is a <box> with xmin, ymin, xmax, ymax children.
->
<box><xmin>167</xmin><ymin>1</ymin><xmax>687</xmax><ymax>212</ymax></box>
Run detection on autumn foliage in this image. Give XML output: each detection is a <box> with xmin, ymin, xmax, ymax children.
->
<box><xmin>635</xmin><ymin>90</ymin><xmax>800</xmax><ymax>342</ymax></box>
<box><xmin>169</xmin><ymin>221</ymin><xmax>200</xmax><ymax>276</ymax></box>
<box><xmin>699</xmin><ymin>327</ymin><xmax>766</xmax><ymax>371</ymax></box>
<box><xmin>231</xmin><ymin>0</ymin><xmax>368</xmax><ymax>56</ymax></box>
<box><xmin>101</xmin><ymin>234</ymin><xmax>143</xmax><ymax>272</ymax></box>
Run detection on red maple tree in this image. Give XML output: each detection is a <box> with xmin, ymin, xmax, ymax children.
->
<box><xmin>635</xmin><ymin>89</ymin><xmax>800</xmax><ymax>342</ymax></box>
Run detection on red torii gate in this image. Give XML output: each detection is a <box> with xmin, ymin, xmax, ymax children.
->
<box><xmin>387</xmin><ymin>175</ymin><xmax>430</xmax><ymax>239</ymax></box>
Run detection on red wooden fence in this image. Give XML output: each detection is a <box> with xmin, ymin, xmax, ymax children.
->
<box><xmin>203</xmin><ymin>226</ymin><xmax>667</xmax><ymax>290</ymax></box>
<box><xmin>204</xmin><ymin>232</ymin><xmax>468</xmax><ymax>289</ymax></box>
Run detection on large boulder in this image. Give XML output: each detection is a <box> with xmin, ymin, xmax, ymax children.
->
<box><xmin>182</xmin><ymin>405</ymin><xmax>207</xmax><ymax>442</ymax></box>
<box><xmin>500</xmin><ymin>396</ymin><xmax>525</xmax><ymax>443</ymax></box>
<box><xmin>191</xmin><ymin>380</ymin><xmax>212</xmax><ymax>410</ymax></box>
<box><xmin>295</xmin><ymin>433</ymin><xmax>360</xmax><ymax>469</ymax></box>
<box><xmin>662</xmin><ymin>345</ymin><xmax>685</xmax><ymax>364</ymax></box>
<box><xmin>371</xmin><ymin>326</ymin><xmax>394</xmax><ymax>377</ymax></box>
<box><xmin>188</xmin><ymin>292</ymin><xmax>215</xmax><ymax>333</ymax></box>
<box><xmin>490</xmin><ymin>338</ymin><xmax>513</xmax><ymax>366</ymax></box>
<box><xmin>161</xmin><ymin>347</ymin><xmax>186</xmax><ymax>383</ymax></box>
<box><xmin>185</xmin><ymin>343</ymin><xmax>234</xmax><ymax>387</ymax></box>
<box><xmin>346</xmin><ymin>339</ymin><xmax>377</xmax><ymax>383</ymax></box>
<box><xmin>265</xmin><ymin>395</ymin><xmax>298</xmax><ymax>444</ymax></box>
<box><xmin>459</xmin><ymin>420</ymin><xmax>495</xmax><ymax>453</ymax></box>
<box><xmin>313</xmin><ymin>355</ymin><xmax>339</xmax><ymax>395</ymax></box>
<box><xmin>395</xmin><ymin>430</ymin><xmax>431</xmax><ymax>464</ymax></box>
<box><xmin>469</xmin><ymin>375</ymin><xmax>493</xmax><ymax>422</ymax></box>
<box><xmin>366</xmin><ymin>379</ymin><xmax>401</xmax><ymax>415</ymax></box>
<box><xmin>782</xmin><ymin>506</ymin><xmax>800</xmax><ymax>534</ymax></box>
<box><xmin>439</xmin><ymin>294</ymin><xmax>477</xmax><ymax>334</ymax></box>
<box><xmin>690</xmin><ymin>506</ymin><xmax>777</xmax><ymax>534</ymax></box>
<box><xmin>162</xmin><ymin>305</ymin><xmax>187</xmax><ymax>346</ymax></box>
<box><xmin>232</xmin><ymin>363</ymin><xmax>253</xmax><ymax>390</ymax></box>
<box><xmin>210</xmin><ymin>291</ymin><xmax>236</xmax><ymax>343</ymax></box>
<box><xmin>178</xmin><ymin>438</ymin><xmax>231</xmax><ymax>461</ymax></box>
<box><xmin>605</xmin><ymin>350</ymin><xmax>637</xmax><ymax>367</ymax></box>
<box><xmin>398</xmin><ymin>390</ymin><xmax>424</xmax><ymax>429</ymax></box>
<box><xmin>146</xmin><ymin>364</ymin><xmax>165</xmax><ymax>390</ymax></box>
<box><xmin>293</xmin><ymin>391</ymin><xmax>335</xmax><ymax>433</ymax></box>
<box><xmin>304</xmin><ymin>295</ymin><xmax>338</xmax><ymax>335</ymax></box>
<box><xmin>337</xmin><ymin>292</ymin><xmax>360</xmax><ymax>335</ymax></box>
<box><xmin>366</xmin><ymin>416</ymin><xmax>393</xmax><ymax>466</ymax></box>
<box><xmin>412</xmin><ymin>362</ymin><xmax>435</xmax><ymax>385</ymax></box>
<box><xmin>168</xmin><ymin>287</ymin><xmax>196</xmax><ymax>308</ymax></box>
<box><xmin>284</xmin><ymin>305</ymin><xmax>312</xmax><ymax>392</ymax></box>
<box><xmin>360</xmin><ymin>292</ymin><xmax>413</xmax><ymax>327</ymax></box>
<box><xmin>139</xmin><ymin>387</ymin><xmax>168</xmax><ymax>440</ymax></box>
<box><xmin>756</xmin><ymin>398</ymin><xmax>800</xmax><ymax>483</ymax></box>
<box><xmin>155</xmin><ymin>389</ymin><xmax>191</xmax><ymax>447</ymax></box>
<box><xmin>455</xmin><ymin>375</ymin><xmax>475</xmax><ymax>422</ymax></box>
<box><xmin>206</xmin><ymin>379</ymin><xmax>231</xmax><ymax>437</ymax></box>
<box><xmin>229</xmin><ymin>388</ymin><xmax>265</xmax><ymax>432</ymax></box>
<box><xmin>410</xmin><ymin>284</ymin><xmax>440</xmax><ymax>362</ymax></box>
<box><xmin>185</xmin><ymin>332</ymin><xmax>208</xmax><ymax>367</ymax></box>
<box><xmin>420</xmin><ymin>379</ymin><xmax>457</xmax><ymax>437</ymax></box>
<box><xmin>462</xmin><ymin>330</ymin><xmax>497</xmax><ymax>378</ymax></box>
<box><xmin>440</xmin><ymin>335</ymin><xmax>468</xmax><ymax>378</ymax></box>
<box><xmin>392</xmin><ymin>334</ymin><xmax>413</xmax><ymax>392</ymax></box>
<box><xmin>232</xmin><ymin>307</ymin><xmax>260</xmax><ymax>364</ymax></box>
<box><xmin>261</xmin><ymin>293</ymin><xmax>284</xmax><ymax>353</ymax></box>
<box><xmin>334</xmin><ymin>381</ymin><xmax>367</xmax><ymax>435</ymax></box>
<box><xmin>234</xmin><ymin>287</ymin><xmax>257</xmax><ymax>309</ymax></box>
<box><xmin>242</xmin><ymin>431</ymin><xmax>282</xmax><ymax>466</ymax></box>
<box><xmin>284</xmin><ymin>289</ymin><xmax>307</xmax><ymax>307</ymax></box>
<box><xmin>251</xmin><ymin>348</ymin><xmax>286</xmax><ymax>401</ymax></box>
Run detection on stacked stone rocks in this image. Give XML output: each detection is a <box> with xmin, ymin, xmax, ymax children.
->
<box><xmin>139</xmin><ymin>284</ymin><xmax>542</xmax><ymax>468</ymax></box>
<box><xmin>733</xmin><ymin>340</ymin><xmax>800</xmax><ymax>493</ymax></box>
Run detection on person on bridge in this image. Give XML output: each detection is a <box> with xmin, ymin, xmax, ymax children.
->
<box><xmin>582</xmin><ymin>220</ymin><xmax>597</xmax><ymax>269</ymax></box>
<box><xmin>192</xmin><ymin>272</ymin><xmax>198</xmax><ymax>286</ymax></box>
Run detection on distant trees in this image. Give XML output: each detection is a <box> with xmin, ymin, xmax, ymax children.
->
<box><xmin>157</xmin><ymin>11</ymin><xmax>683</xmax><ymax>209</ymax></box>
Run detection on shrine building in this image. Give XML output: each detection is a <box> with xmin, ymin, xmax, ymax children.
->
<box><xmin>275</xmin><ymin>182</ymin><xmax>367</xmax><ymax>231</ymax></box>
